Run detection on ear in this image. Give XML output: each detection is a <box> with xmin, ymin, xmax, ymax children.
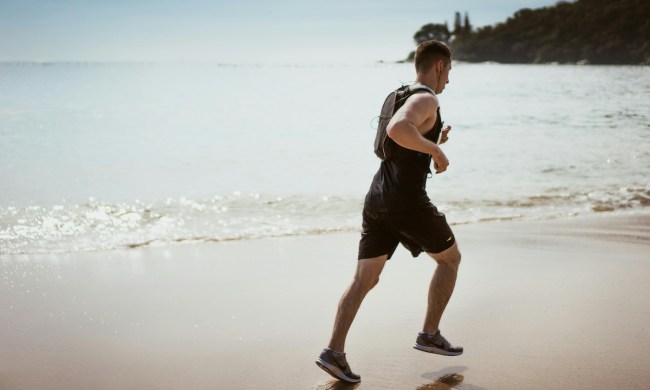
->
<box><xmin>435</xmin><ymin>59</ymin><xmax>444</xmax><ymax>73</ymax></box>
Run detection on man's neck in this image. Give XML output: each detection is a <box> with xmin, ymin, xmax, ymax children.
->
<box><xmin>415</xmin><ymin>76</ymin><xmax>436</xmax><ymax>91</ymax></box>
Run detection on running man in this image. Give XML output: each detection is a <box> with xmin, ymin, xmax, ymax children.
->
<box><xmin>316</xmin><ymin>40</ymin><xmax>463</xmax><ymax>383</ymax></box>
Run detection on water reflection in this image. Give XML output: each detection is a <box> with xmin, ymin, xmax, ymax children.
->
<box><xmin>416</xmin><ymin>373</ymin><xmax>464</xmax><ymax>389</ymax></box>
<box><xmin>312</xmin><ymin>372</ymin><xmax>489</xmax><ymax>390</ymax></box>
<box><xmin>312</xmin><ymin>379</ymin><xmax>361</xmax><ymax>390</ymax></box>
<box><xmin>419</xmin><ymin>366</ymin><xmax>488</xmax><ymax>389</ymax></box>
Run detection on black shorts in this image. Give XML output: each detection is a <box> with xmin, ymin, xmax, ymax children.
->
<box><xmin>358</xmin><ymin>203</ymin><xmax>455</xmax><ymax>260</ymax></box>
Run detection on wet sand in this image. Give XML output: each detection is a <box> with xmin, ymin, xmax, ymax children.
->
<box><xmin>1</xmin><ymin>212</ymin><xmax>649</xmax><ymax>389</ymax></box>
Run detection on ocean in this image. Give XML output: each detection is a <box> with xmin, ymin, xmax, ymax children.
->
<box><xmin>1</xmin><ymin>62</ymin><xmax>649</xmax><ymax>254</ymax></box>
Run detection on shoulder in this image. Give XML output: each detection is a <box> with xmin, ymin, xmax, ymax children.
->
<box><xmin>403</xmin><ymin>90</ymin><xmax>439</xmax><ymax>113</ymax></box>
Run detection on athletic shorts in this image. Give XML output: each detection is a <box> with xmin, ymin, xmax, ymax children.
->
<box><xmin>358</xmin><ymin>203</ymin><xmax>455</xmax><ymax>260</ymax></box>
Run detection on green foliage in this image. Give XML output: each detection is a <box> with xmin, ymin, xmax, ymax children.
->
<box><xmin>414</xmin><ymin>23</ymin><xmax>451</xmax><ymax>45</ymax></box>
<box><xmin>453</xmin><ymin>12</ymin><xmax>462</xmax><ymax>35</ymax></box>
<box><xmin>463</xmin><ymin>12</ymin><xmax>472</xmax><ymax>35</ymax></box>
<box><xmin>415</xmin><ymin>0</ymin><xmax>650</xmax><ymax>64</ymax></box>
<box><xmin>451</xmin><ymin>12</ymin><xmax>472</xmax><ymax>37</ymax></box>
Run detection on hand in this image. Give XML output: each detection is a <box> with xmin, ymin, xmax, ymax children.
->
<box><xmin>431</xmin><ymin>147</ymin><xmax>449</xmax><ymax>174</ymax></box>
<box><xmin>439</xmin><ymin>125</ymin><xmax>452</xmax><ymax>144</ymax></box>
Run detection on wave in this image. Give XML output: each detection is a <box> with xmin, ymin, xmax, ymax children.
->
<box><xmin>0</xmin><ymin>194</ymin><xmax>362</xmax><ymax>255</ymax></box>
<box><xmin>1</xmin><ymin>185</ymin><xmax>648</xmax><ymax>255</ymax></box>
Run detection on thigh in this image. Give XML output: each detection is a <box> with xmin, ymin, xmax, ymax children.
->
<box><xmin>355</xmin><ymin>254</ymin><xmax>389</xmax><ymax>281</ymax></box>
<box><xmin>427</xmin><ymin>241</ymin><xmax>461</xmax><ymax>266</ymax></box>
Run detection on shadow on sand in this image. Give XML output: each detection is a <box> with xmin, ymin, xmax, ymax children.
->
<box><xmin>418</xmin><ymin>366</ymin><xmax>489</xmax><ymax>390</ymax></box>
<box><xmin>312</xmin><ymin>379</ymin><xmax>361</xmax><ymax>390</ymax></box>
<box><xmin>312</xmin><ymin>366</ymin><xmax>488</xmax><ymax>389</ymax></box>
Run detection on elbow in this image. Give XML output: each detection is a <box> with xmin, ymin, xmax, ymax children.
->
<box><xmin>387</xmin><ymin>121</ymin><xmax>411</xmax><ymax>145</ymax></box>
<box><xmin>386</xmin><ymin>122</ymin><xmax>401</xmax><ymax>141</ymax></box>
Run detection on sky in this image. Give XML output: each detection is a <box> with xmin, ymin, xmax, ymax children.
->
<box><xmin>0</xmin><ymin>0</ymin><xmax>561</xmax><ymax>64</ymax></box>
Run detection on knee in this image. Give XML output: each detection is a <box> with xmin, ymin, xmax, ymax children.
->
<box><xmin>353</xmin><ymin>274</ymin><xmax>380</xmax><ymax>292</ymax></box>
<box><xmin>454</xmin><ymin>249</ymin><xmax>462</xmax><ymax>263</ymax></box>
<box><xmin>370</xmin><ymin>275</ymin><xmax>381</xmax><ymax>289</ymax></box>
<box><xmin>435</xmin><ymin>249</ymin><xmax>461</xmax><ymax>269</ymax></box>
<box><xmin>365</xmin><ymin>275</ymin><xmax>381</xmax><ymax>290</ymax></box>
<box><xmin>449</xmin><ymin>251</ymin><xmax>461</xmax><ymax>268</ymax></box>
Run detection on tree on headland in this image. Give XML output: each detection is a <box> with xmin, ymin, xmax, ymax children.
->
<box><xmin>414</xmin><ymin>23</ymin><xmax>451</xmax><ymax>45</ymax></box>
<box><xmin>452</xmin><ymin>12</ymin><xmax>472</xmax><ymax>37</ymax></box>
<box><xmin>406</xmin><ymin>23</ymin><xmax>451</xmax><ymax>61</ymax></box>
<box><xmin>453</xmin><ymin>12</ymin><xmax>462</xmax><ymax>36</ymax></box>
<box><xmin>463</xmin><ymin>12</ymin><xmax>472</xmax><ymax>35</ymax></box>
<box><xmin>406</xmin><ymin>0</ymin><xmax>650</xmax><ymax>65</ymax></box>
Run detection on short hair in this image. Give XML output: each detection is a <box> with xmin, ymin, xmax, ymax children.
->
<box><xmin>414</xmin><ymin>40</ymin><xmax>451</xmax><ymax>74</ymax></box>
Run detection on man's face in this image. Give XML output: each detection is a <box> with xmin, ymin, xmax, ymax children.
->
<box><xmin>436</xmin><ymin>61</ymin><xmax>452</xmax><ymax>94</ymax></box>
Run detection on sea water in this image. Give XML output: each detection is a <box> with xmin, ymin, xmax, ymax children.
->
<box><xmin>1</xmin><ymin>62</ymin><xmax>649</xmax><ymax>254</ymax></box>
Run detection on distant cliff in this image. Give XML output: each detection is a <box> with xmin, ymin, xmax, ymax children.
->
<box><xmin>409</xmin><ymin>0</ymin><xmax>650</xmax><ymax>65</ymax></box>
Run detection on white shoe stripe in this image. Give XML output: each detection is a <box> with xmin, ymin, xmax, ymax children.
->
<box><xmin>316</xmin><ymin>359</ymin><xmax>360</xmax><ymax>383</ymax></box>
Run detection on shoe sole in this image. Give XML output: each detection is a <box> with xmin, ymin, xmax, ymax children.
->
<box><xmin>315</xmin><ymin>359</ymin><xmax>361</xmax><ymax>383</ymax></box>
<box><xmin>413</xmin><ymin>344</ymin><xmax>463</xmax><ymax>356</ymax></box>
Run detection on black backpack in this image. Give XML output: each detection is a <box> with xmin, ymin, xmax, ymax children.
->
<box><xmin>373</xmin><ymin>84</ymin><xmax>435</xmax><ymax>160</ymax></box>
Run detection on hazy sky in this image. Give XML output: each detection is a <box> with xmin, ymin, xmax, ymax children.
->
<box><xmin>1</xmin><ymin>0</ymin><xmax>560</xmax><ymax>63</ymax></box>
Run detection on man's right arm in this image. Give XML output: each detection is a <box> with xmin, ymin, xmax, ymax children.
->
<box><xmin>386</xmin><ymin>94</ymin><xmax>449</xmax><ymax>174</ymax></box>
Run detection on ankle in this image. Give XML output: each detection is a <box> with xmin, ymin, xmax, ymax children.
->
<box><xmin>326</xmin><ymin>347</ymin><xmax>345</xmax><ymax>356</ymax></box>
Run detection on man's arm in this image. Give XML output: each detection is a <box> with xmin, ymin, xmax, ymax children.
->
<box><xmin>386</xmin><ymin>93</ymin><xmax>449</xmax><ymax>174</ymax></box>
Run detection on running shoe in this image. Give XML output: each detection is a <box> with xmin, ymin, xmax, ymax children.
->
<box><xmin>315</xmin><ymin>348</ymin><xmax>361</xmax><ymax>383</ymax></box>
<box><xmin>413</xmin><ymin>330</ymin><xmax>463</xmax><ymax>356</ymax></box>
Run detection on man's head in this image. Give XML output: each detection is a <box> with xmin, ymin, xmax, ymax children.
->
<box><xmin>414</xmin><ymin>40</ymin><xmax>452</xmax><ymax>94</ymax></box>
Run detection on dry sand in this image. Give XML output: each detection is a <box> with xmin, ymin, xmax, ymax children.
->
<box><xmin>1</xmin><ymin>212</ymin><xmax>649</xmax><ymax>390</ymax></box>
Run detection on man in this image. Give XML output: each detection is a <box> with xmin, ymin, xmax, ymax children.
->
<box><xmin>315</xmin><ymin>40</ymin><xmax>463</xmax><ymax>383</ymax></box>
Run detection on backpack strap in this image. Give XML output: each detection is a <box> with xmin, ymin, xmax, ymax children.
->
<box><xmin>408</xmin><ymin>83</ymin><xmax>435</xmax><ymax>95</ymax></box>
<box><xmin>394</xmin><ymin>84</ymin><xmax>435</xmax><ymax>107</ymax></box>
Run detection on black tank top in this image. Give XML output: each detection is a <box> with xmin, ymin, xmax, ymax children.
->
<box><xmin>364</xmin><ymin>107</ymin><xmax>443</xmax><ymax>210</ymax></box>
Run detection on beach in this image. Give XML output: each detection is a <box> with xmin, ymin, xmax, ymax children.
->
<box><xmin>2</xmin><ymin>7</ymin><xmax>650</xmax><ymax>389</ymax></box>
<box><xmin>2</xmin><ymin>211</ymin><xmax>649</xmax><ymax>390</ymax></box>
<box><xmin>1</xmin><ymin>61</ymin><xmax>648</xmax><ymax>390</ymax></box>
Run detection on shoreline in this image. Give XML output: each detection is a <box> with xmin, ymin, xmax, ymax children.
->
<box><xmin>3</xmin><ymin>208</ymin><xmax>649</xmax><ymax>257</ymax></box>
<box><xmin>1</xmin><ymin>211</ymin><xmax>649</xmax><ymax>389</ymax></box>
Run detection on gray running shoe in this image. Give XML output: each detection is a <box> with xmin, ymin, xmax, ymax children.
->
<box><xmin>315</xmin><ymin>348</ymin><xmax>361</xmax><ymax>383</ymax></box>
<box><xmin>414</xmin><ymin>330</ymin><xmax>463</xmax><ymax>356</ymax></box>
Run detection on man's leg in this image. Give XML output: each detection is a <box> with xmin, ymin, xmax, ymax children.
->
<box><xmin>316</xmin><ymin>255</ymin><xmax>388</xmax><ymax>382</ymax></box>
<box><xmin>412</xmin><ymin>242</ymin><xmax>463</xmax><ymax>356</ymax></box>
<box><xmin>423</xmin><ymin>242</ymin><xmax>461</xmax><ymax>334</ymax></box>
<box><xmin>328</xmin><ymin>254</ymin><xmax>388</xmax><ymax>352</ymax></box>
